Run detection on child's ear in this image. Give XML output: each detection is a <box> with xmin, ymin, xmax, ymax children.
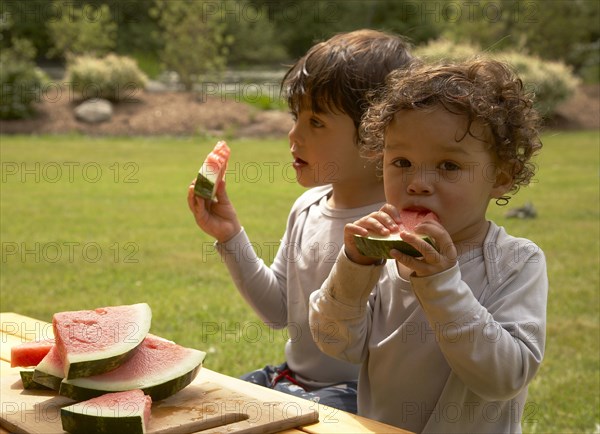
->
<box><xmin>490</xmin><ymin>164</ymin><xmax>514</xmax><ymax>199</ymax></box>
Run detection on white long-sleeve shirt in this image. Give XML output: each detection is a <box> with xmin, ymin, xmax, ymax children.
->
<box><xmin>309</xmin><ymin>222</ymin><xmax>548</xmax><ymax>432</ymax></box>
<box><xmin>215</xmin><ymin>185</ymin><xmax>384</xmax><ymax>387</ymax></box>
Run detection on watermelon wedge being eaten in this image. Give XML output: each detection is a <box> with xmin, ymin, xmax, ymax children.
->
<box><xmin>194</xmin><ymin>140</ymin><xmax>230</xmax><ymax>202</ymax></box>
<box><xmin>59</xmin><ymin>334</ymin><xmax>206</xmax><ymax>402</ymax></box>
<box><xmin>61</xmin><ymin>389</ymin><xmax>152</xmax><ymax>434</ymax></box>
<box><xmin>53</xmin><ymin>303</ymin><xmax>152</xmax><ymax>379</ymax></box>
<box><xmin>354</xmin><ymin>209</ymin><xmax>440</xmax><ymax>259</ymax></box>
<box><xmin>11</xmin><ymin>338</ymin><xmax>54</xmax><ymax>367</ymax></box>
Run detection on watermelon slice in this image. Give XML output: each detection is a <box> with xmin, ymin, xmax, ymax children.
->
<box><xmin>33</xmin><ymin>344</ymin><xmax>65</xmax><ymax>390</ymax></box>
<box><xmin>354</xmin><ymin>209</ymin><xmax>440</xmax><ymax>259</ymax></box>
<box><xmin>53</xmin><ymin>303</ymin><xmax>152</xmax><ymax>379</ymax></box>
<box><xmin>11</xmin><ymin>338</ymin><xmax>55</xmax><ymax>367</ymax></box>
<box><xmin>61</xmin><ymin>389</ymin><xmax>151</xmax><ymax>434</ymax></box>
<box><xmin>193</xmin><ymin>140</ymin><xmax>230</xmax><ymax>201</ymax></box>
<box><xmin>59</xmin><ymin>334</ymin><xmax>206</xmax><ymax>402</ymax></box>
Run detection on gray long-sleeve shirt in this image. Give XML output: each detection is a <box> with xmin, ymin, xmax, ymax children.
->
<box><xmin>309</xmin><ymin>222</ymin><xmax>548</xmax><ymax>432</ymax></box>
<box><xmin>215</xmin><ymin>185</ymin><xmax>384</xmax><ymax>387</ymax></box>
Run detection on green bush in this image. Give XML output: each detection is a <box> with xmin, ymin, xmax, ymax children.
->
<box><xmin>0</xmin><ymin>38</ymin><xmax>49</xmax><ymax>120</ymax></box>
<box><xmin>66</xmin><ymin>54</ymin><xmax>148</xmax><ymax>102</ymax></box>
<box><xmin>415</xmin><ymin>39</ymin><xmax>579</xmax><ymax>117</ymax></box>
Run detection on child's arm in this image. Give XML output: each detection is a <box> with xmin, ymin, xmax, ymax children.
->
<box><xmin>309</xmin><ymin>249</ymin><xmax>383</xmax><ymax>364</ymax></box>
<box><xmin>309</xmin><ymin>208</ymin><xmax>394</xmax><ymax>362</ymax></box>
<box><xmin>410</xmin><ymin>237</ymin><xmax>548</xmax><ymax>401</ymax></box>
<box><xmin>187</xmin><ymin>178</ymin><xmax>242</xmax><ymax>243</ymax></box>
<box><xmin>187</xmin><ymin>178</ymin><xmax>289</xmax><ymax>327</ymax></box>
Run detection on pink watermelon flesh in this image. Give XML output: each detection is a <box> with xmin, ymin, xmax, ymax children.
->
<box><xmin>194</xmin><ymin>140</ymin><xmax>230</xmax><ymax>201</ymax></box>
<box><xmin>398</xmin><ymin>209</ymin><xmax>440</xmax><ymax>232</ymax></box>
<box><xmin>53</xmin><ymin>303</ymin><xmax>152</xmax><ymax>379</ymax></box>
<box><xmin>60</xmin><ymin>333</ymin><xmax>206</xmax><ymax>401</ymax></box>
<box><xmin>11</xmin><ymin>338</ymin><xmax>55</xmax><ymax>367</ymax></box>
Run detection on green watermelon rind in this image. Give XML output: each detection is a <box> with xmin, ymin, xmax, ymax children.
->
<box><xmin>31</xmin><ymin>369</ymin><xmax>63</xmax><ymax>390</ymax></box>
<box><xmin>193</xmin><ymin>171</ymin><xmax>216</xmax><ymax>200</ymax></box>
<box><xmin>60</xmin><ymin>393</ymin><xmax>148</xmax><ymax>434</ymax></box>
<box><xmin>66</xmin><ymin>351</ymin><xmax>137</xmax><ymax>381</ymax></box>
<box><xmin>19</xmin><ymin>370</ymin><xmax>53</xmax><ymax>390</ymax></box>
<box><xmin>56</xmin><ymin>303</ymin><xmax>152</xmax><ymax>380</ymax></box>
<box><xmin>354</xmin><ymin>234</ymin><xmax>436</xmax><ymax>259</ymax></box>
<box><xmin>61</xmin><ymin>412</ymin><xmax>145</xmax><ymax>434</ymax></box>
<box><xmin>59</xmin><ymin>350</ymin><xmax>206</xmax><ymax>402</ymax></box>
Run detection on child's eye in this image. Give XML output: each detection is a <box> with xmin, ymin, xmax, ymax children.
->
<box><xmin>310</xmin><ymin>117</ymin><xmax>324</xmax><ymax>128</ymax></box>
<box><xmin>392</xmin><ymin>158</ymin><xmax>411</xmax><ymax>168</ymax></box>
<box><xmin>440</xmin><ymin>161</ymin><xmax>460</xmax><ymax>171</ymax></box>
<box><xmin>289</xmin><ymin>111</ymin><xmax>298</xmax><ymax>122</ymax></box>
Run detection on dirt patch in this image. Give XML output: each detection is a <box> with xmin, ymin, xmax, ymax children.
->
<box><xmin>0</xmin><ymin>84</ymin><xmax>597</xmax><ymax>137</ymax></box>
<box><xmin>0</xmin><ymin>90</ymin><xmax>293</xmax><ymax>138</ymax></box>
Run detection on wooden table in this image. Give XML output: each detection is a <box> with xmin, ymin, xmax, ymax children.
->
<box><xmin>0</xmin><ymin>312</ymin><xmax>411</xmax><ymax>434</ymax></box>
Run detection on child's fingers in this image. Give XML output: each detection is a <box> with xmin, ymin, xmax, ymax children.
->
<box><xmin>186</xmin><ymin>183</ymin><xmax>198</xmax><ymax>212</ymax></box>
<box><xmin>390</xmin><ymin>226</ymin><xmax>457</xmax><ymax>277</ymax></box>
<box><xmin>354</xmin><ymin>211</ymin><xmax>399</xmax><ymax>235</ymax></box>
<box><xmin>380</xmin><ymin>203</ymin><xmax>402</xmax><ymax>225</ymax></box>
<box><xmin>414</xmin><ymin>221</ymin><xmax>457</xmax><ymax>262</ymax></box>
<box><xmin>213</xmin><ymin>179</ymin><xmax>232</xmax><ymax>205</ymax></box>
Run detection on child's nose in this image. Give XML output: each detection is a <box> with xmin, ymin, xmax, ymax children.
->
<box><xmin>288</xmin><ymin>122</ymin><xmax>301</xmax><ymax>147</ymax></box>
<box><xmin>406</xmin><ymin>168</ymin><xmax>434</xmax><ymax>194</ymax></box>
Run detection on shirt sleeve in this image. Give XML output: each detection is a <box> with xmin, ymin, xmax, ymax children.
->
<box><xmin>215</xmin><ymin>227</ymin><xmax>288</xmax><ymax>328</ymax></box>
<box><xmin>410</xmin><ymin>246</ymin><xmax>548</xmax><ymax>401</ymax></box>
<box><xmin>309</xmin><ymin>249</ymin><xmax>384</xmax><ymax>364</ymax></box>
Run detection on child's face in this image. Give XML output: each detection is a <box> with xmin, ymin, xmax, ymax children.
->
<box><xmin>383</xmin><ymin>106</ymin><xmax>512</xmax><ymax>247</ymax></box>
<box><xmin>288</xmin><ymin>107</ymin><xmax>365</xmax><ymax>188</ymax></box>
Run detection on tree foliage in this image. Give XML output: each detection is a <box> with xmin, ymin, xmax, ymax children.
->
<box><xmin>438</xmin><ymin>0</ymin><xmax>599</xmax><ymax>76</ymax></box>
<box><xmin>1</xmin><ymin>0</ymin><xmax>597</xmax><ymax>83</ymax></box>
<box><xmin>151</xmin><ymin>0</ymin><xmax>231</xmax><ymax>91</ymax></box>
<box><xmin>46</xmin><ymin>2</ymin><xmax>117</xmax><ymax>59</ymax></box>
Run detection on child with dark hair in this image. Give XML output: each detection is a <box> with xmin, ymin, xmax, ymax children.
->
<box><xmin>188</xmin><ymin>29</ymin><xmax>412</xmax><ymax>412</ymax></box>
<box><xmin>309</xmin><ymin>58</ymin><xmax>548</xmax><ymax>431</ymax></box>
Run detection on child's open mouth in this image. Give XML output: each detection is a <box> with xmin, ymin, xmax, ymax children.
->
<box><xmin>293</xmin><ymin>157</ymin><xmax>308</xmax><ymax>169</ymax></box>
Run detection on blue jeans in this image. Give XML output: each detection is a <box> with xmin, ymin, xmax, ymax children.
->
<box><xmin>240</xmin><ymin>362</ymin><xmax>358</xmax><ymax>414</ymax></box>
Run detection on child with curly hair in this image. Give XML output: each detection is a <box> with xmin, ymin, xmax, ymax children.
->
<box><xmin>309</xmin><ymin>58</ymin><xmax>548</xmax><ymax>432</ymax></box>
<box><xmin>188</xmin><ymin>29</ymin><xmax>413</xmax><ymax>413</ymax></box>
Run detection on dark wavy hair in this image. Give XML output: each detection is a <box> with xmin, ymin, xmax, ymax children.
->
<box><xmin>281</xmin><ymin>29</ymin><xmax>413</xmax><ymax>129</ymax></box>
<box><xmin>360</xmin><ymin>58</ymin><xmax>542</xmax><ymax>202</ymax></box>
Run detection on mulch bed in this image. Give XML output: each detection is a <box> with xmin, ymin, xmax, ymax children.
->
<box><xmin>0</xmin><ymin>90</ymin><xmax>293</xmax><ymax>138</ymax></box>
<box><xmin>0</xmin><ymin>85</ymin><xmax>597</xmax><ymax>137</ymax></box>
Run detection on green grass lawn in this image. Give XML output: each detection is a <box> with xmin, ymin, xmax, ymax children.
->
<box><xmin>1</xmin><ymin>130</ymin><xmax>598</xmax><ymax>433</ymax></box>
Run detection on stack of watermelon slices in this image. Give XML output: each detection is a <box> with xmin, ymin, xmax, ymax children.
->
<box><xmin>10</xmin><ymin>303</ymin><xmax>206</xmax><ymax>434</ymax></box>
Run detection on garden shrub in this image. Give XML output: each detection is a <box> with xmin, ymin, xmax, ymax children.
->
<box><xmin>0</xmin><ymin>38</ymin><xmax>49</xmax><ymax>120</ymax></box>
<box><xmin>415</xmin><ymin>39</ymin><xmax>579</xmax><ymax>117</ymax></box>
<box><xmin>66</xmin><ymin>54</ymin><xmax>148</xmax><ymax>102</ymax></box>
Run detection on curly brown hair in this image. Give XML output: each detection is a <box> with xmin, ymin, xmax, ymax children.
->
<box><xmin>360</xmin><ymin>58</ymin><xmax>542</xmax><ymax>201</ymax></box>
<box><xmin>281</xmin><ymin>29</ymin><xmax>413</xmax><ymax>129</ymax></box>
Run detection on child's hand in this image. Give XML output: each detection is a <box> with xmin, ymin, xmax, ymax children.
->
<box><xmin>390</xmin><ymin>219</ymin><xmax>457</xmax><ymax>277</ymax></box>
<box><xmin>187</xmin><ymin>179</ymin><xmax>242</xmax><ymax>243</ymax></box>
<box><xmin>344</xmin><ymin>204</ymin><xmax>401</xmax><ymax>265</ymax></box>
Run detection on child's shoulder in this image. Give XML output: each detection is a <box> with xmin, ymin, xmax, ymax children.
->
<box><xmin>484</xmin><ymin>221</ymin><xmax>545</xmax><ymax>268</ymax></box>
<box><xmin>290</xmin><ymin>185</ymin><xmax>332</xmax><ymax>213</ymax></box>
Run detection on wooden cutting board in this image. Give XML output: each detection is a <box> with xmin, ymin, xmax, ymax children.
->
<box><xmin>0</xmin><ymin>373</ymin><xmax>319</xmax><ymax>433</ymax></box>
